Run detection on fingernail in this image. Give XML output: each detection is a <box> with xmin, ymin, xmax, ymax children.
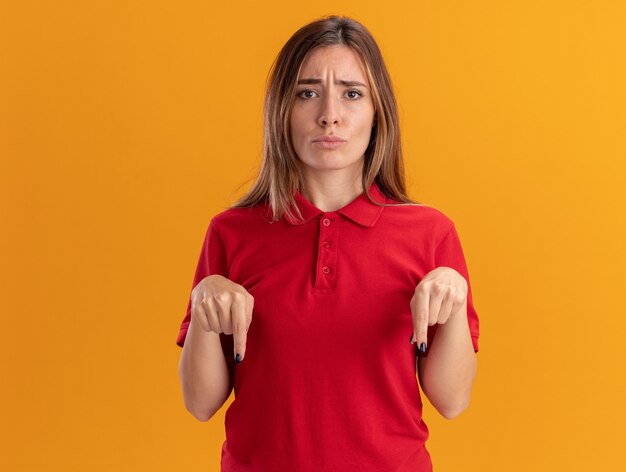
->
<box><xmin>419</xmin><ymin>342</ymin><xmax>427</xmax><ymax>353</ymax></box>
<box><xmin>235</xmin><ymin>353</ymin><xmax>242</xmax><ymax>363</ymax></box>
<box><xmin>409</xmin><ymin>333</ymin><xmax>415</xmax><ymax>344</ymax></box>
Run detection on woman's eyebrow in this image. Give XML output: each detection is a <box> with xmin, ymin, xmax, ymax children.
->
<box><xmin>297</xmin><ymin>78</ymin><xmax>368</xmax><ymax>87</ymax></box>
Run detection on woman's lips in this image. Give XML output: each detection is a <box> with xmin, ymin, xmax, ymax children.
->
<box><xmin>313</xmin><ymin>140</ymin><xmax>346</xmax><ymax>149</ymax></box>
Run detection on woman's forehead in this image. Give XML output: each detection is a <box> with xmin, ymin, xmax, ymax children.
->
<box><xmin>299</xmin><ymin>45</ymin><xmax>368</xmax><ymax>81</ymax></box>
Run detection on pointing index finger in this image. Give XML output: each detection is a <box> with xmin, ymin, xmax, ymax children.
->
<box><xmin>412</xmin><ymin>285</ymin><xmax>429</xmax><ymax>355</ymax></box>
<box><xmin>231</xmin><ymin>292</ymin><xmax>249</xmax><ymax>363</ymax></box>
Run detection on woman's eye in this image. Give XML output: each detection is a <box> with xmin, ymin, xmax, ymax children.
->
<box><xmin>346</xmin><ymin>89</ymin><xmax>363</xmax><ymax>99</ymax></box>
<box><xmin>298</xmin><ymin>89</ymin><xmax>317</xmax><ymax>99</ymax></box>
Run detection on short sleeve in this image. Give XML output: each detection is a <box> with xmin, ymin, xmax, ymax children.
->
<box><xmin>421</xmin><ymin>223</ymin><xmax>480</xmax><ymax>357</ymax></box>
<box><xmin>176</xmin><ymin>220</ymin><xmax>230</xmax><ymax>348</ymax></box>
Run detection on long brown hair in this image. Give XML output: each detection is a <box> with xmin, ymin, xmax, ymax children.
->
<box><xmin>230</xmin><ymin>15</ymin><xmax>420</xmax><ymax>223</ymax></box>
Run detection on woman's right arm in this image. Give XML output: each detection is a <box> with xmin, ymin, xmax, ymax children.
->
<box><xmin>178</xmin><ymin>274</ymin><xmax>253</xmax><ymax>421</ymax></box>
<box><xmin>178</xmin><ymin>316</ymin><xmax>233</xmax><ymax>421</ymax></box>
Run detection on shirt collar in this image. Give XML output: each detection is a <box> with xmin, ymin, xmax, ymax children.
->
<box><xmin>285</xmin><ymin>181</ymin><xmax>387</xmax><ymax>227</ymax></box>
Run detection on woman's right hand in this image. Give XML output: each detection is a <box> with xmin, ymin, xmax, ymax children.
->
<box><xmin>190</xmin><ymin>274</ymin><xmax>254</xmax><ymax>363</ymax></box>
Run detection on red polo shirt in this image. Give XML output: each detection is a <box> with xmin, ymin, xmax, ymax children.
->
<box><xmin>176</xmin><ymin>181</ymin><xmax>480</xmax><ymax>471</ymax></box>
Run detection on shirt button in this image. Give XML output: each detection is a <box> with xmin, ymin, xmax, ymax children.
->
<box><xmin>322</xmin><ymin>218</ymin><xmax>331</xmax><ymax>226</ymax></box>
<box><xmin>322</xmin><ymin>241</ymin><xmax>330</xmax><ymax>248</ymax></box>
<box><xmin>322</xmin><ymin>266</ymin><xmax>330</xmax><ymax>274</ymax></box>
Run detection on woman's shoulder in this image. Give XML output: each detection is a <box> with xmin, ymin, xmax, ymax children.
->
<box><xmin>383</xmin><ymin>199</ymin><xmax>455</xmax><ymax>229</ymax></box>
<box><xmin>207</xmin><ymin>203</ymin><xmax>270</xmax><ymax>229</ymax></box>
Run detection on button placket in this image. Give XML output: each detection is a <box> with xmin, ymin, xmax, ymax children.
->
<box><xmin>315</xmin><ymin>213</ymin><xmax>338</xmax><ymax>290</ymax></box>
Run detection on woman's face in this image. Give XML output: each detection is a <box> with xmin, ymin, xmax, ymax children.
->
<box><xmin>290</xmin><ymin>45</ymin><xmax>375</xmax><ymax>178</ymax></box>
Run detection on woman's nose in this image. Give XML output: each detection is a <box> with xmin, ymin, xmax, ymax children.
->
<box><xmin>317</xmin><ymin>94</ymin><xmax>340</xmax><ymax>127</ymax></box>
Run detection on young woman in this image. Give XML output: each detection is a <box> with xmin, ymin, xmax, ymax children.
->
<box><xmin>177</xmin><ymin>15</ymin><xmax>480</xmax><ymax>472</ymax></box>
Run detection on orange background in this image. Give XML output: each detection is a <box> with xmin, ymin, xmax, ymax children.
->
<box><xmin>2</xmin><ymin>1</ymin><xmax>625</xmax><ymax>471</ymax></box>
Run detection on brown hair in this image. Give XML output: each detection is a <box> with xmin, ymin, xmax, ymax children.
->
<box><xmin>230</xmin><ymin>15</ymin><xmax>420</xmax><ymax>223</ymax></box>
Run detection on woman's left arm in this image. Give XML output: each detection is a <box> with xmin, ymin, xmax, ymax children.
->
<box><xmin>412</xmin><ymin>267</ymin><xmax>477</xmax><ymax>419</ymax></box>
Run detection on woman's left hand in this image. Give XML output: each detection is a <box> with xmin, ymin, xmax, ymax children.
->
<box><xmin>410</xmin><ymin>267</ymin><xmax>468</xmax><ymax>352</ymax></box>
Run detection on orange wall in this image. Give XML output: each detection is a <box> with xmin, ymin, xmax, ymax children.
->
<box><xmin>1</xmin><ymin>1</ymin><xmax>625</xmax><ymax>471</ymax></box>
